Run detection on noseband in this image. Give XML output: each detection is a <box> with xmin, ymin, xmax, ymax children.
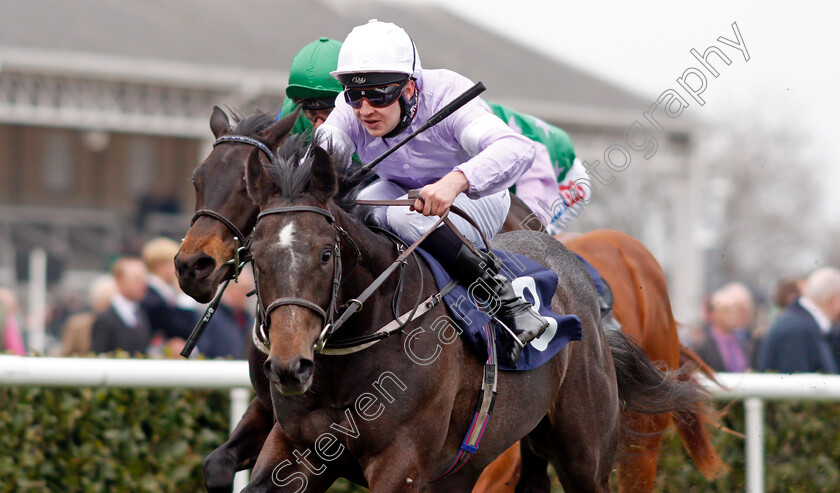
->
<box><xmin>252</xmin><ymin>205</ymin><xmax>361</xmax><ymax>351</ymax></box>
<box><xmin>189</xmin><ymin>135</ymin><xmax>276</xmax><ymax>280</ymax></box>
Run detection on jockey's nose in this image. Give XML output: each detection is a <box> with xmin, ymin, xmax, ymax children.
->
<box><xmin>264</xmin><ymin>356</ymin><xmax>315</xmax><ymax>393</ymax></box>
<box><xmin>358</xmin><ymin>99</ymin><xmax>375</xmax><ymax>115</ymax></box>
<box><xmin>175</xmin><ymin>251</ymin><xmax>217</xmax><ymax>281</ymax></box>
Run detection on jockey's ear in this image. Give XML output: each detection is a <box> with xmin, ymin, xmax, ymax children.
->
<box><xmin>210</xmin><ymin>106</ymin><xmax>231</xmax><ymax>138</ymax></box>
<box><xmin>309</xmin><ymin>145</ymin><xmax>337</xmax><ymax>203</ymax></box>
<box><xmin>245</xmin><ymin>147</ymin><xmax>274</xmax><ymax>207</ymax></box>
<box><xmin>261</xmin><ymin>107</ymin><xmax>301</xmax><ymax>147</ymax></box>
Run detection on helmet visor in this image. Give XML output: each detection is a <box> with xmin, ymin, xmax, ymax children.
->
<box><xmin>343</xmin><ymin>80</ymin><xmax>407</xmax><ymax>109</ymax></box>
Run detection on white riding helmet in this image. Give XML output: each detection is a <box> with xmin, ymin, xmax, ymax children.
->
<box><xmin>331</xmin><ymin>19</ymin><xmax>422</xmax><ymax>87</ymax></box>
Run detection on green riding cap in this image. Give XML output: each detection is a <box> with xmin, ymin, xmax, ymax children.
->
<box><xmin>285</xmin><ymin>37</ymin><xmax>344</xmax><ymax>100</ymax></box>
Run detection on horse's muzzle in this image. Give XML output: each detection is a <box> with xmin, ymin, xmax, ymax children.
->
<box><xmin>175</xmin><ymin>251</ymin><xmax>219</xmax><ymax>302</ymax></box>
<box><xmin>264</xmin><ymin>356</ymin><xmax>314</xmax><ymax>395</ymax></box>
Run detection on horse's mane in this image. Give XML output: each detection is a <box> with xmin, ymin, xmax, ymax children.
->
<box><xmin>230</xmin><ymin>110</ymin><xmax>276</xmax><ymax>137</ymax></box>
<box><xmin>263</xmin><ymin>134</ymin><xmax>372</xmax><ymax>223</ymax></box>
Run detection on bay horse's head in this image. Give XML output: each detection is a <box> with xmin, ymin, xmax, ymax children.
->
<box><xmin>175</xmin><ymin>106</ymin><xmax>298</xmax><ymax>302</ymax></box>
<box><xmin>245</xmin><ymin>136</ymin><xmax>349</xmax><ymax>395</ymax></box>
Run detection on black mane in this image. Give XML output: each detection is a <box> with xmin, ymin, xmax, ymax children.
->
<box><xmin>262</xmin><ymin>134</ymin><xmax>371</xmax><ymax>221</ymax></box>
<box><xmin>231</xmin><ymin>111</ymin><xmax>276</xmax><ymax>137</ymax></box>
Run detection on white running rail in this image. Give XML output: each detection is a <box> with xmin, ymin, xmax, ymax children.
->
<box><xmin>3</xmin><ymin>356</ymin><xmax>840</xmax><ymax>493</ymax></box>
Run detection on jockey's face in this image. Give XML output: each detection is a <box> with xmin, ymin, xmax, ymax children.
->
<box><xmin>294</xmin><ymin>96</ymin><xmax>336</xmax><ymax>129</ymax></box>
<box><xmin>351</xmin><ymin>80</ymin><xmax>415</xmax><ymax>138</ymax></box>
<box><xmin>303</xmin><ymin>107</ymin><xmax>333</xmax><ymax>129</ymax></box>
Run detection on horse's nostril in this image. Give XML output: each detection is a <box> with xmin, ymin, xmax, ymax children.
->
<box><xmin>192</xmin><ymin>255</ymin><xmax>216</xmax><ymax>279</ymax></box>
<box><xmin>264</xmin><ymin>359</ymin><xmax>278</xmax><ymax>382</ymax></box>
<box><xmin>264</xmin><ymin>357</ymin><xmax>314</xmax><ymax>388</ymax></box>
<box><xmin>295</xmin><ymin>359</ymin><xmax>315</xmax><ymax>382</ymax></box>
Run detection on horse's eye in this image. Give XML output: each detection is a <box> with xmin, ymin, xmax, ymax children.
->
<box><xmin>321</xmin><ymin>250</ymin><xmax>332</xmax><ymax>264</ymax></box>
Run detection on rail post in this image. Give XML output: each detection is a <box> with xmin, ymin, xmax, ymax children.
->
<box><xmin>230</xmin><ymin>387</ymin><xmax>252</xmax><ymax>492</ymax></box>
<box><xmin>744</xmin><ymin>397</ymin><xmax>765</xmax><ymax>493</ymax></box>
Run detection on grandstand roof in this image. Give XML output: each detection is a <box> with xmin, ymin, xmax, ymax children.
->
<box><xmin>0</xmin><ymin>0</ymin><xmax>651</xmax><ymax>124</ymax></box>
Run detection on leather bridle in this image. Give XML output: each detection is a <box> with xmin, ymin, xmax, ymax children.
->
<box><xmin>251</xmin><ymin>205</ymin><xmax>361</xmax><ymax>351</ymax></box>
<box><xmin>250</xmin><ymin>196</ymin><xmax>491</xmax><ymax>354</ymax></box>
<box><xmin>189</xmin><ymin>135</ymin><xmax>275</xmax><ymax>281</ymax></box>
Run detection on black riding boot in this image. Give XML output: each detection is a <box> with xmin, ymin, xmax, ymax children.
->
<box><xmin>421</xmin><ymin>228</ymin><xmax>549</xmax><ymax>365</ymax></box>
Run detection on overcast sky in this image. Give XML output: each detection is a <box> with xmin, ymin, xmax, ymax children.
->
<box><xmin>385</xmin><ymin>0</ymin><xmax>840</xmax><ymax>216</ymax></box>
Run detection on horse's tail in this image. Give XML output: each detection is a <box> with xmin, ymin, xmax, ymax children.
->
<box><xmin>606</xmin><ymin>330</ymin><xmax>728</xmax><ymax>477</ymax></box>
<box><xmin>672</xmin><ymin>343</ymin><xmax>729</xmax><ymax>478</ymax></box>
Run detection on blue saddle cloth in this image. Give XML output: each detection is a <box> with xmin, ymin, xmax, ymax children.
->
<box><xmin>416</xmin><ymin>248</ymin><xmax>582</xmax><ymax>371</ymax></box>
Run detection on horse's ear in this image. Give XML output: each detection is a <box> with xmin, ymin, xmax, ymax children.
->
<box><xmin>210</xmin><ymin>106</ymin><xmax>231</xmax><ymax>138</ymax></box>
<box><xmin>309</xmin><ymin>145</ymin><xmax>337</xmax><ymax>202</ymax></box>
<box><xmin>245</xmin><ymin>148</ymin><xmax>273</xmax><ymax>206</ymax></box>
<box><xmin>261</xmin><ymin>107</ymin><xmax>301</xmax><ymax>147</ymax></box>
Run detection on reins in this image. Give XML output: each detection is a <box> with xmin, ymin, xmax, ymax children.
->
<box><xmin>179</xmin><ymin>134</ymin><xmax>275</xmax><ymax>358</ymax></box>
<box><xmin>251</xmin><ymin>195</ymin><xmax>489</xmax><ymax>355</ymax></box>
<box><xmin>182</xmin><ymin>82</ymin><xmax>487</xmax><ymax>358</ymax></box>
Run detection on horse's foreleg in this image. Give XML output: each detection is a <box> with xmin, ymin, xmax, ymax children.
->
<box><xmin>513</xmin><ymin>438</ymin><xmax>550</xmax><ymax>493</ymax></box>
<box><xmin>203</xmin><ymin>397</ymin><xmax>273</xmax><ymax>493</ymax></box>
<box><xmin>243</xmin><ymin>423</ymin><xmax>338</xmax><ymax>493</ymax></box>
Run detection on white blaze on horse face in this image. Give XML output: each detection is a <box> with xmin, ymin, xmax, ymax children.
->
<box><xmin>277</xmin><ymin>223</ymin><xmax>296</xmax><ymax>249</ymax></box>
<box><xmin>276</xmin><ymin>222</ymin><xmax>300</xmax><ymax>273</ymax></box>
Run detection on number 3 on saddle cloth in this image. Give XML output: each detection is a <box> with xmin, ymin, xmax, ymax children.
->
<box><xmin>415</xmin><ymin>248</ymin><xmax>582</xmax><ymax>371</ymax></box>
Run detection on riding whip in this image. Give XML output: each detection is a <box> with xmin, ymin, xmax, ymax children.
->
<box><xmin>348</xmin><ymin>81</ymin><xmax>486</xmax><ymax>181</ymax></box>
<box><xmin>180</xmin><ymin>278</ymin><xmax>231</xmax><ymax>358</ymax></box>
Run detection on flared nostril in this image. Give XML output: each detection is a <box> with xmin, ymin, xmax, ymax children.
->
<box><xmin>192</xmin><ymin>255</ymin><xmax>217</xmax><ymax>279</ymax></box>
<box><xmin>264</xmin><ymin>357</ymin><xmax>315</xmax><ymax>388</ymax></box>
<box><xmin>295</xmin><ymin>359</ymin><xmax>315</xmax><ymax>382</ymax></box>
<box><xmin>174</xmin><ymin>252</ymin><xmax>217</xmax><ymax>280</ymax></box>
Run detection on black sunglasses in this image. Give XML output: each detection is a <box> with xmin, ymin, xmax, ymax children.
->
<box><xmin>343</xmin><ymin>80</ymin><xmax>407</xmax><ymax>109</ymax></box>
<box><xmin>293</xmin><ymin>96</ymin><xmax>336</xmax><ymax>111</ymax></box>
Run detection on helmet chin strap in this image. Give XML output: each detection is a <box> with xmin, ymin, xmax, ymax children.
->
<box><xmin>383</xmin><ymin>82</ymin><xmax>418</xmax><ymax>139</ymax></box>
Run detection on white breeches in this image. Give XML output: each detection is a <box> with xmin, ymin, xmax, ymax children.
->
<box><xmin>357</xmin><ymin>179</ymin><xmax>511</xmax><ymax>246</ymax></box>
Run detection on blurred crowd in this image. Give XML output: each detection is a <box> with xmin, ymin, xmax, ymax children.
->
<box><xmin>3</xmin><ymin>237</ymin><xmax>840</xmax><ymax>374</ymax></box>
<box><xmin>683</xmin><ymin>266</ymin><xmax>840</xmax><ymax>374</ymax></box>
<box><xmin>0</xmin><ymin>237</ymin><xmax>255</xmax><ymax>359</ymax></box>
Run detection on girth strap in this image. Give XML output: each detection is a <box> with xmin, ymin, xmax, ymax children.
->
<box><xmin>434</xmin><ymin>323</ymin><xmax>499</xmax><ymax>481</ymax></box>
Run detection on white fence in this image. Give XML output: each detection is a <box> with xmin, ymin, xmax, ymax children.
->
<box><xmin>3</xmin><ymin>356</ymin><xmax>840</xmax><ymax>493</ymax></box>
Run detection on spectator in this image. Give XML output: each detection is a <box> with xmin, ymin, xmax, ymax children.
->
<box><xmin>90</xmin><ymin>257</ymin><xmax>151</xmax><ymax>355</ymax></box>
<box><xmin>724</xmin><ymin>282</ymin><xmax>757</xmax><ymax>340</ymax></box>
<box><xmin>140</xmin><ymin>237</ymin><xmax>197</xmax><ymax>345</ymax></box>
<box><xmin>756</xmin><ymin>267</ymin><xmax>840</xmax><ymax>373</ymax></box>
<box><xmin>829</xmin><ymin>320</ymin><xmax>840</xmax><ymax>366</ymax></box>
<box><xmin>771</xmin><ymin>275</ymin><xmax>805</xmax><ymax>309</ymax></box>
<box><xmin>693</xmin><ymin>286</ymin><xmax>753</xmax><ymax>372</ymax></box>
<box><xmin>0</xmin><ymin>288</ymin><xmax>26</xmax><ymax>355</ymax></box>
<box><xmin>198</xmin><ymin>269</ymin><xmax>255</xmax><ymax>359</ymax></box>
<box><xmin>60</xmin><ymin>275</ymin><xmax>117</xmax><ymax>356</ymax></box>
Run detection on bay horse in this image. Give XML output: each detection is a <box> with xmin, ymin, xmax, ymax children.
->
<box><xmin>235</xmin><ymin>136</ymin><xmax>705</xmax><ymax>491</ymax></box>
<box><xmin>174</xmin><ymin>108</ymin><xmax>722</xmax><ymax>492</ymax></box>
